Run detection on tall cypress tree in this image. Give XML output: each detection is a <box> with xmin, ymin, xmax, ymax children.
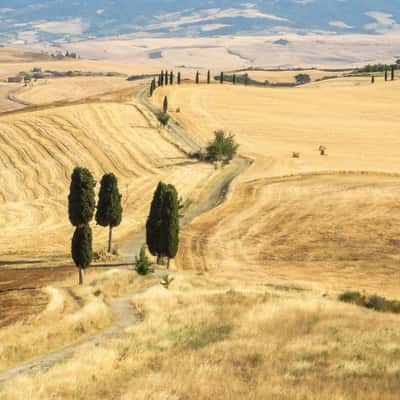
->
<box><xmin>68</xmin><ymin>167</ymin><xmax>96</xmax><ymax>227</ymax></box>
<box><xmin>170</xmin><ymin>71</ymin><xmax>173</xmax><ymax>85</ymax></box>
<box><xmin>150</xmin><ymin>78</ymin><xmax>156</xmax><ymax>96</ymax></box>
<box><xmin>385</xmin><ymin>70</ymin><xmax>388</xmax><ymax>81</ymax></box>
<box><xmin>196</xmin><ymin>71</ymin><xmax>200</xmax><ymax>84</ymax></box>
<box><xmin>96</xmin><ymin>173</ymin><xmax>123</xmax><ymax>253</ymax></box>
<box><xmin>72</xmin><ymin>225</ymin><xmax>93</xmax><ymax>285</ymax></box>
<box><xmin>162</xmin><ymin>185</ymin><xmax>180</xmax><ymax>269</ymax></box>
<box><xmin>160</xmin><ymin>70</ymin><xmax>164</xmax><ymax>86</ymax></box>
<box><xmin>165</xmin><ymin>70</ymin><xmax>169</xmax><ymax>86</ymax></box>
<box><xmin>177</xmin><ymin>71</ymin><xmax>181</xmax><ymax>84</ymax></box>
<box><xmin>220</xmin><ymin>71</ymin><xmax>224</xmax><ymax>84</ymax></box>
<box><xmin>245</xmin><ymin>74</ymin><xmax>249</xmax><ymax>86</ymax></box>
<box><xmin>207</xmin><ymin>70</ymin><xmax>211</xmax><ymax>84</ymax></box>
<box><xmin>391</xmin><ymin>65</ymin><xmax>395</xmax><ymax>81</ymax></box>
<box><xmin>371</xmin><ymin>75</ymin><xmax>375</xmax><ymax>84</ymax></box>
<box><xmin>233</xmin><ymin>74</ymin><xmax>236</xmax><ymax>85</ymax></box>
<box><xmin>146</xmin><ymin>182</ymin><xmax>166</xmax><ymax>263</ymax></box>
<box><xmin>163</xmin><ymin>96</ymin><xmax>168</xmax><ymax>114</ymax></box>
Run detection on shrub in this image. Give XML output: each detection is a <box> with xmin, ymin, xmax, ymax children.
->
<box><xmin>157</xmin><ymin>112</ymin><xmax>170</xmax><ymax>126</ymax></box>
<box><xmin>295</xmin><ymin>73</ymin><xmax>311</xmax><ymax>85</ymax></box>
<box><xmin>134</xmin><ymin>246</ymin><xmax>154</xmax><ymax>276</ymax></box>
<box><xmin>339</xmin><ymin>291</ymin><xmax>400</xmax><ymax>314</ymax></box>
<box><xmin>205</xmin><ymin>130</ymin><xmax>239</xmax><ymax>165</ymax></box>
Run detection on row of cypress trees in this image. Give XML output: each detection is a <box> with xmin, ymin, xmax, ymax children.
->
<box><xmin>150</xmin><ymin>69</ymin><xmax>215</xmax><ymax>96</ymax></box>
<box><xmin>146</xmin><ymin>182</ymin><xmax>180</xmax><ymax>269</ymax></box>
<box><xmin>68</xmin><ymin>167</ymin><xmax>122</xmax><ymax>284</ymax></box>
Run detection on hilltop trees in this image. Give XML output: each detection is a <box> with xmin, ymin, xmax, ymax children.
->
<box><xmin>146</xmin><ymin>182</ymin><xmax>180</xmax><ymax>268</ymax></box>
<box><xmin>96</xmin><ymin>173</ymin><xmax>123</xmax><ymax>253</ymax></box>
<box><xmin>207</xmin><ymin>70</ymin><xmax>211</xmax><ymax>84</ymax></box>
<box><xmin>220</xmin><ymin>71</ymin><xmax>224</xmax><ymax>84</ymax></box>
<box><xmin>177</xmin><ymin>72</ymin><xmax>181</xmax><ymax>84</ymax></box>
<box><xmin>68</xmin><ymin>167</ymin><xmax>96</xmax><ymax>284</ymax></box>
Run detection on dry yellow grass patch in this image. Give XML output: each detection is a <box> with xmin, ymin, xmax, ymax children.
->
<box><xmin>0</xmin><ymin>268</ymin><xmax>148</xmax><ymax>372</ymax></box>
<box><xmin>244</xmin><ymin>69</ymin><xmax>335</xmax><ymax>83</ymax></box>
<box><xmin>15</xmin><ymin>76</ymin><xmax>138</xmax><ymax>106</ymax></box>
<box><xmin>2</xmin><ymin>272</ymin><xmax>399</xmax><ymax>399</ymax></box>
<box><xmin>151</xmin><ymin>81</ymin><xmax>400</xmax><ymax>294</ymax></box>
<box><xmin>0</xmin><ymin>99</ymin><xmax>215</xmax><ymax>258</ymax></box>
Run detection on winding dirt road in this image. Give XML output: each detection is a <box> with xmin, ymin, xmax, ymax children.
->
<box><xmin>0</xmin><ymin>83</ymin><xmax>250</xmax><ymax>384</ymax></box>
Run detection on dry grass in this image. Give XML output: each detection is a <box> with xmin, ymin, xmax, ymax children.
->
<box><xmin>0</xmin><ymin>98</ymin><xmax>215</xmax><ymax>259</ymax></box>
<box><xmin>1</xmin><ymin>272</ymin><xmax>399</xmax><ymax>399</ymax></box>
<box><xmin>152</xmin><ymin>81</ymin><xmax>400</xmax><ymax>296</ymax></box>
<box><xmin>0</xmin><ymin>268</ymin><xmax>148</xmax><ymax>372</ymax></box>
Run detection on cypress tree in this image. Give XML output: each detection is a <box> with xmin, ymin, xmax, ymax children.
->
<box><xmin>96</xmin><ymin>173</ymin><xmax>123</xmax><ymax>253</ymax></box>
<box><xmin>160</xmin><ymin>70</ymin><xmax>164</xmax><ymax>86</ymax></box>
<box><xmin>207</xmin><ymin>70</ymin><xmax>211</xmax><ymax>84</ymax></box>
<box><xmin>158</xmin><ymin>73</ymin><xmax>161</xmax><ymax>87</ymax></box>
<box><xmin>385</xmin><ymin>70</ymin><xmax>388</xmax><ymax>81</ymax></box>
<box><xmin>146</xmin><ymin>182</ymin><xmax>167</xmax><ymax>263</ymax></box>
<box><xmin>68</xmin><ymin>167</ymin><xmax>96</xmax><ymax>227</ymax></box>
<box><xmin>371</xmin><ymin>75</ymin><xmax>375</xmax><ymax>84</ymax></box>
<box><xmin>165</xmin><ymin>70</ymin><xmax>169</xmax><ymax>86</ymax></box>
<box><xmin>72</xmin><ymin>225</ymin><xmax>92</xmax><ymax>285</ymax></box>
<box><xmin>245</xmin><ymin>74</ymin><xmax>249</xmax><ymax>86</ymax></box>
<box><xmin>163</xmin><ymin>96</ymin><xmax>168</xmax><ymax>114</ymax></box>
<box><xmin>177</xmin><ymin>71</ymin><xmax>181</xmax><ymax>84</ymax></box>
<box><xmin>233</xmin><ymin>74</ymin><xmax>236</xmax><ymax>85</ymax></box>
<box><xmin>150</xmin><ymin>79</ymin><xmax>155</xmax><ymax>96</ymax></box>
<box><xmin>170</xmin><ymin>71</ymin><xmax>173</xmax><ymax>85</ymax></box>
<box><xmin>391</xmin><ymin>65</ymin><xmax>395</xmax><ymax>81</ymax></box>
<box><xmin>162</xmin><ymin>185</ymin><xmax>180</xmax><ymax>269</ymax></box>
<box><xmin>220</xmin><ymin>71</ymin><xmax>224</xmax><ymax>84</ymax></box>
<box><xmin>196</xmin><ymin>71</ymin><xmax>200</xmax><ymax>84</ymax></box>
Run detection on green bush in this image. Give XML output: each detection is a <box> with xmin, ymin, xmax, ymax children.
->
<box><xmin>339</xmin><ymin>291</ymin><xmax>400</xmax><ymax>314</ymax></box>
<box><xmin>134</xmin><ymin>246</ymin><xmax>154</xmax><ymax>276</ymax></box>
<box><xmin>157</xmin><ymin>112</ymin><xmax>170</xmax><ymax>126</ymax></box>
<box><xmin>205</xmin><ymin>130</ymin><xmax>239</xmax><ymax>165</ymax></box>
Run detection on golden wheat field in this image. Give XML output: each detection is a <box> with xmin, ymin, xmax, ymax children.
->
<box><xmin>152</xmin><ymin>81</ymin><xmax>400</xmax><ymax>295</ymax></box>
<box><xmin>1</xmin><ymin>48</ymin><xmax>400</xmax><ymax>399</ymax></box>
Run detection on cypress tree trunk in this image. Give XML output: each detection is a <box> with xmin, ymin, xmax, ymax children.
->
<box><xmin>108</xmin><ymin>226</ymin><xmax>113</xmax><ymax>253</ymax></box>
<box><xmin>79</xmin><ymin>267</ymin><xmax>84</xmax><ymax>285</ymax></box>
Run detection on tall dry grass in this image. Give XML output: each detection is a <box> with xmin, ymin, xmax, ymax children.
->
<box><xmin>2</xmin><ymin>272</ymin><xmax>399</xmax><ymax>399</ymax></box>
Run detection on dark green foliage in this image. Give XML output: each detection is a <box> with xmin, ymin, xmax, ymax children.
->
<box><xmin>149</xmin><ymin>78</ymin><xmax>156</xmax><ymax>96</ymax></box>
<box><xmin>170</xmin><ymin>71</ymin><xmax>173</xmax><ymax>85</ymax></box>
<box><xmin>339</xmin><ymin>291</ymin><xmax>400</xmax><ymax>314</ymax></box>
<box><xmin>96</xmin><ymin>173</ymin><xmax>122</xmax><ymax>252</ymax></box>
<box><xmin>134</xmin><ymin>246</ymin><xmax>154</xmax><ymax>275</ymax></box>
<box><xmin>205</xmin><ymin>130</ymin><xmax>239</xmax><ymax>164</ymax></box>
<box><xmin>232</xmin><ymin>74</ymin><xmax>236</xmax><ymax>85</ymax></box>
<box><xmin>220</xmin><ymin>71</ymin><xmax>224</xmax><ymax>84</ymax></box>
<box><xmin>160</xmin><ymin>70</ymin><xmax>164</xmax><ymax>86</ymax></box>
<box><xmin>165</xmin><ymin>70</ymin><xmax>169</xmax><ymax>86</ymax></box>
<box><xmin>244</xmin><ymin>73</ymin><xmax>249</xmax><ymax>86</ymax></box>
<box><xmin>146</xmin><ymin>182</ymin><xmax>180</xmax><ymax>266</ymax></box>
<box><xmin>161</xmin><ymin>185</ymin><xmax>180</xmax><ymax>266</ymax></box>
<box><xmin>207</xmin><ymin>70</ymin><xmax>211</xmax><ymax>84</ymax></box>
<box><xmin>146</xmin><ymin>182</ymin><xmax>166</xmax><ymax>258</ymax></box>
<box><xmin>195</xmin><ymin>71</ymin><xmax>199</xmax><ymax>84</ymax></box>
<box><xmin>158</xmin><ymin>73</ymin><xmax>161</xmax><ymax>87</ymax></box>
<box><xmin>385</xmin><ymin>70</ymin><xmax>388</xmax><ymax>81</ymax></box>
<box><xmin>163</xmin><ymin>96</ymin><xmax>168</xmax><ymax>114</ymax></box>
<box><xmin>157</xmin><ymin>112</ymin><xmax>170</xmax><ymax>126</ymax></box>
<box><xmin>71</xmin><ymin>225</ymin><xmax>93</xmax><ymax>284</ymax></box>
<box><xmin>68</xmin><ymin>167</ymin><xmax>96</xmax><ymax>227</ymax></box>
<box><xmin>177</xmin><ymin>71</ymin><xmax>181</xmax><ymax>84</ymax></box>
<box><xmin>294</xmin><ymin>74</ymin><xmax>311</xmax><ymax>84</ymax></box>
<box><xmin>391</xmin><ymin>65</ymin><xmax>395</xmax><ymax>80</ymax></box>
<box><xmin>357</xmin><ymin>63</ymin><xmax>399</xmax><ymax>73</ymax></box>
<box><xmin>371</xmin><ymin>75</ymin><xmax>375</xmax><ymax>84</ymax></box>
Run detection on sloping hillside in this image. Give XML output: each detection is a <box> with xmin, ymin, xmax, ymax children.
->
<box><xmin>0</xmin><ymin>101</ymin><xmax>214</xmax><ymax>258</ymax></box>
<box><xmin>153</xmin><ymin>80</ymin><xmax>400</xmax><ymax>296</ymax></box>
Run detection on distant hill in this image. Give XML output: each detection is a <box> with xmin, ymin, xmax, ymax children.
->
<box><xmin>1</xmin><ymin>1</ymin><xmax>400</xmax><ymax>45</ymax></box>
